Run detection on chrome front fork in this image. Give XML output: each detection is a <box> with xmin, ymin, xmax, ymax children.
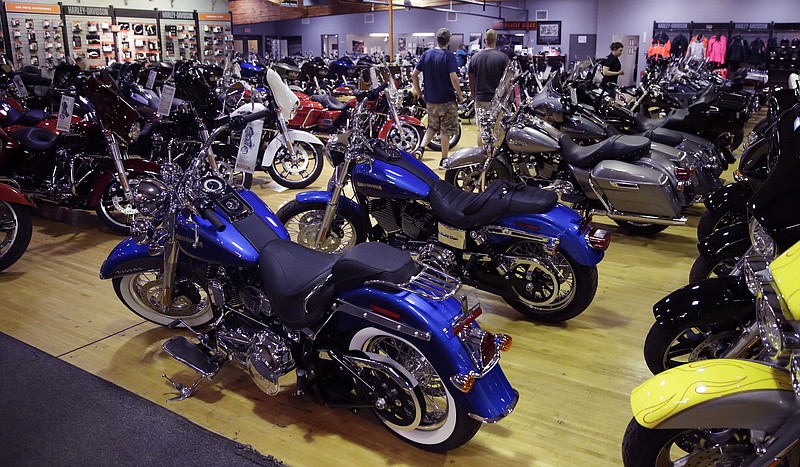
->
<box><xmin>314</xmin><ymin>160</ymin><xmax>350</xmax><ymax>248</ymax></box>
<box><xmin>106</xmin><ymin>130</ymin><xmax>133</xmax><ymax>202</ymax></box>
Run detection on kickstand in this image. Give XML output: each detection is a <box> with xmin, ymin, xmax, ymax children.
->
<box><xmin>162</xmin><ymin>373</ymin><xmax>207</xmax><ymax>402</ymax></box>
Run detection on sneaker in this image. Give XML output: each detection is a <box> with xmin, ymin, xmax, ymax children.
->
<box><xmin>412</xmin><ymin>148</ymin><xmax>424</xmax><ymax>160</ymax></box>
<box><xmin>438</xmin><ymin>158</ymin><xmax>447</xmax><ymax>169</ymax></box>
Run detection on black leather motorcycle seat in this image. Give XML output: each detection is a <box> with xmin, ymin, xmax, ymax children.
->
<box><xmin>15</xmin><ymin>109</ymin><xmax>49</xmax><ymax>126</ymax></box>
<box><xmin>12</xmin><ymin>127</ymin><xmax>58</xmax><ymax>151</ymax></box>
<box><xmin>429</xmin><ymin>179</ymin><xmax>558</xmax><ymax>230</ymax></box>
<box><xmin>688</xmin><ymin>85</ymin><xmax>717</xmax><ymax>113</ymax></box>
<box><xmin>633</xmin><ymin>108</ymin><xmax>690</xmax><ymax>132</ymax></box>
<box><xmin>640</xmin><ymin>127</ymin><xmax>685</xmax><ymax>146</ymax></box>
<box><xmin>257</xmin><ymin>239</ymin><xmax>417</xmax><ymax>329</ymax></box>
<box><xmin>559</xmin><ymin>134</ymin><xmax>650</xmax><ymax>168</ymax></box>
<box><xmin>312</xmin><ymin>94</ymin><xmax>348</xmax><ymax>111</ymax></box>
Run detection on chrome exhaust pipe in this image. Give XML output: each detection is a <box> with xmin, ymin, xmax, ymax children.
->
<box><xmin>597</xmin><ymin>210</ymin><xmax>688</xmax><ymax>226</ymax></box>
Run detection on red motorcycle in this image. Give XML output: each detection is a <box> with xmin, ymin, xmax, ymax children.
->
<box><xmin>288</xmin><ymin>75</ymin><xmax>425</xmax><ymax>153</ymax></box>
<box><xmin>0</xmin><ymin>69</ymin><xmax>159</xmax><ymax>235</ymax></box>
<box><xmin>0</xmin><ymin>179</ymin><xmax>35</xmax><ymax>272</ymax></box>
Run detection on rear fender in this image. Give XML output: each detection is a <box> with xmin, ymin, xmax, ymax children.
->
<box><xmin>332</xmin><ymin>288</ymin><xmax>518</xmax><ymax>422</ymax></box>
<box><xmin>652</xmin><ymin>276</ymin><xmax>753</xmax><ymax>328</ymax></box>
<box><xmin>703</xmin><ymin>181</ymin><xmax>753</xmax><ymax>212</ymax></box>
<box><xmin>491</xmin><ymin>205</ymin><xmax>605</xmax><ymax>267</ymax></box>
<box><xmin>632</xmin><ymin>360</ymin><xmax>795</xmax><ymax>431</ymax></box>
<box><xmin>697</xmin><ymin>222</ymin><xmax>750</xmax><ymax>257</ymax></box>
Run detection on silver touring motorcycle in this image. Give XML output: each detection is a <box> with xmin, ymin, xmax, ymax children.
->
<box><xmin>444</xmin><ymin>61</ymin><xmax>709</xmax><ymax>236</ymax></box>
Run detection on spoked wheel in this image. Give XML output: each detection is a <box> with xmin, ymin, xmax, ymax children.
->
<box><xmin>96</xmin><ymin>176</ymin><xmax>144</xmax><ymax>235</ymax></box>
<box><xmin>614</xmin><ymin>220</ymin><xmax>670</xmax><ymax>236</ymax></box>
<box><xmin>349</xmin><ymin>328</ymin><xmax>481</xmax><ymax>452</ymax></box>
<box><xmin>622</xmin><ymin>420</ymin><xmax>759</xmax><ymax>467</ymax></box>
<box><xmin>501</xmin><ymin>241</ymin><xmax>598</xmax><ymax>322</ymax></box>
<box><xmin>443</xmin><ymin>160</ymin><xmax>511</xmax><ymax>193</ymax></box>
<box><xmin>385</xmin><ymin>124</ymin><xmax>422</xmax><ymax>153</ymax></box>
<box><xmin>212</xmin><ymin>144</ymin><xmax>253</xmax><ymax>189</ymax></box>
<box><xmin>427</xmin><ymin>121</ymin><xmax>461</xmax><ymax>151</ymax></box>
<box><xmin>267</xmin><ymin>141</ymin><xmax>324</xmax><ymax>189</ymax></box>
<box><xmin>0</xmin><ymin>200</ymin><xmax>33</xmax><ymax>272</ymax></box>
<box><xmin>276</xmin><ymin>201</ymin><xmax>365</xmax><ymax>254</ymax></box>
<box><xmin>112</xmin><ymin>271</ymin><xmax>213</xmax><ymax>327</ymax></box>
<box><xmin>689</xmin><ymin>250</ymin><xmax>743</xmax><ymax>282</ymax></box>
<box><xmin>643</xmin><ymin>322</ymin><xmax>758</xmax><ymax>374</ymax></box>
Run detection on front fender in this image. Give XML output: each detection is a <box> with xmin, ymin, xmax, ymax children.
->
<box><xmin>443</xmin><ymin>146</ymin><xmax>498</xmax><ymax>171</ymax></box>
<box><xmin>697</xmin><ymin>222</ymin><xmax>750</xmax><ymax>257</ymax></box>
<box><xmin>291</xmin><ymin>191</ymin><xmax>369</xmax><ymax>237</ymax></box>
<box><xmin>99</xmin><ymin>238</ymin><xmax>163</xmax><ymax>280</ymax></box>
<box><xmin>86</xmin><ymin>158</ymin><xmax>161</xmax><ymax>207</ymax></box>
<box><xmin>0</xmin><ymin>182</ymin><xmax>35</xmax><ymax>207</ymax></box>
<box><xmin>493</xmin><ymin>205</ymin><xmax>605</xmax><ymax>267</ymax></box>
<box><xmin>334</xmin><ymin>288</ymin><xmax>518</xmax><ymax>422</ymax></box>
<box><xmin>261</xmin><ymin>130</ymin><xmax>325</xmax><ymax>167</ymax></box>
<box><xmin>652</xmin><ymin>276</ymin><xmax>753</xmax><ymax>328</ymax></box>
<box><xmin>703</xmin><ymin>181</ymin><xmax>753</xmax><ymax>212</ymax></box>
<box><xmin>632</xmin><ymin>360</ymin><xmax>795</xmax><ymax>431</ymax></box>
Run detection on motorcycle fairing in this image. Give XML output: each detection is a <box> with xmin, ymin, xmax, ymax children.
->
<box><xmin>769</xmin><ymin>240</ymin><xmax>800</xmax><ymax>320</ymax></box>
<box><xmin>697</xmin><ymin>222</ymin><xmax>750</xmax><ymax>258</ymax></box>
<box><xmin>260</xmin><ymin>130</ymin><xmax>324</xmax><ymax>167</ymax></box>
<box><xmin>652</xmin><ymin>276</ymin><xmax>753</xmax><ymax>328</ymax></box>
<box><xmin>376</xmin><ymin>115</ymin><xmax>423</xmax><ymax>140</ymax></box>
<box><xmin>702</xmin><ymin>180</ymin><xmax>752</xmax><ymax>212</ymax></box>
<box><xmin>631</xmin><ymin>360</ymin><xmax>795</xmax><ymax>431</ymax></box>
<box><xmin>489</xmin><ymin>206</ymin><xmax>604</xmax><ymax>267</ymax></box>
<box><xmin>334</xmin><ymin>288</ymin><xmax>518</xmax><ymax>421</ymax></box>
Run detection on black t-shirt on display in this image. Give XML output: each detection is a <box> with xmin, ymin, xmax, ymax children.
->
<box><xmin>602</xmin><ymin>53</ymin><xmax>621</xmax><ymax>85</ymax></box>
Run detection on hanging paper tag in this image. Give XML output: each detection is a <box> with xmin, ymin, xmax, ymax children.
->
<box><xmin>145</xmin><ymin>70</ymin><xmax>157</xmax><ymax>89</ymax></box>
<box><xmin>157</xmin><ymin>84</ymin><xmax>176</xmax><ymax>116</ymax></box>
<box><xmin>13</xmin><ymin>75</ymin><xmax>28</xmax><ymax>98</ymax></box>
<box><xmin>56</xmin><ymin>95</ymin><xmax>75</xmax><ymax>132</ymax></box>
<box><xmin>235</xmin><ymin>119</ymin><xmax>264</xmax><ymax>174</ymax></box>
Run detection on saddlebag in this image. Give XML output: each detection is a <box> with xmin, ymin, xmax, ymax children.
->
<box><xmin>590</xmin><ymin>160</ymin><xmax>683</xmax><ymax>218</ymax></box>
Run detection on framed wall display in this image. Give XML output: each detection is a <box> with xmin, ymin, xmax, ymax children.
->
<box><xmin>198</xmin><ymin>12</ymin><xmax>234</xmax><ymax>65</ymax></box>
<box><xmin>536</xmin><ymin>20</ymin><xmax>562</xmax><ymax>45</ymax></box>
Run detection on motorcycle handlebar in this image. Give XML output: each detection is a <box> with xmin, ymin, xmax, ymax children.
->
<box><xmin>227</xmin><ymin>109</ymin><xmax>271</xmax><ymax>130</ymax></box>
<box><xmin>355</xmin><ymin>83</ymin><xmax>389</xmax><ymax>102</ymax></box>
<box><xmin>193</xmin><ymin>198</ymin><xmax>226</xmax><ymax>232</ymax></box>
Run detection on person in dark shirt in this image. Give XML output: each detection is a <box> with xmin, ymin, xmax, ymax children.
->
<box><xmin>411</xmin><ymin>28</ymin><xmax>464</xmax><ymax>167</ymax></box>
<box><xmin>601</xmin><ymin>41</ymin><xmax>624</xmax><ymax>97</ymax></box>
<box><xmin>468</xmin><ymin>28</ymin><xmax>509</xmax><ymax>145</ymax></box>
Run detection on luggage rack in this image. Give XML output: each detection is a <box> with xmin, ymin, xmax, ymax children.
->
<box><xmin>366</xmin><ymin>261</ymin><xmax>461</xmax><ymax>301</ymax></box>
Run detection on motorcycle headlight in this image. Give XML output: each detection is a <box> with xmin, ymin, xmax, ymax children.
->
<box><xmin>133</xmin><ymin>178</ymin><xmax>168</xmax><ymax>221</ymax></box>
<box><xmin>749</xmin><ymin>219</ymin><xmax>777</xmax><ymax>260</ymax></box>
<box><xmin>128</xmin><ymin>121</ymin><xmax>141</xmax><ymax>143</ymax></box>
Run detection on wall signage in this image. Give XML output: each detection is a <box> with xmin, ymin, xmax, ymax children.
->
<box><xmin>492</xmin><ymin>21</ymin><xmax>538</xmax><ymax>30</ymax></box>
<box><xmin>63</xmin><ymin>5</ymin><xmax>111</xmax><ymax>16</ymax></box>
<box><xmin>5</xmin><ymin>2</ymin><xmax>61</xmax><ymax>14</ymax></box>
<box><xmin>160</xmin><ymin>11</ymin><xmax>195</xmax><ymax>20</ymax></box>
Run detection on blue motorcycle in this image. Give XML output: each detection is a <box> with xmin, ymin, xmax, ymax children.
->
<box><xmin>99</xmin><ymin>110</ymin><xmax>517</xmax><ymax>452</ymax></box>
<box><xmin>277</xmin><ymin>78</ymin><xmax>610</xmax><ymax>322</ymax></box>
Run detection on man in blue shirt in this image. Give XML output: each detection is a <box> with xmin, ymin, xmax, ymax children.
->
<box><xmin>411</xmin><ymin>28</ymin><xmax>464</xmax><ymax>167</ymax></box>
<box><xmin>455</xmin><ymin>43</ymin><xmax>468</xmax><ymax>68</ymax></box>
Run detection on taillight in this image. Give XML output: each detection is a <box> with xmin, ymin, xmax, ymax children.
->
<box><xmin>674</xmin><ymin>167</ymin><xmax>693</xmax><ymax>181</ymax></box>
<box><xmin>480</xmin><ymin>332</ymin><xmax>496</xmax><ymax>367</ymax></box>
<box><xmin>586</xmin><ymin>227</ymin><xmax>611</xmax><ymax>251</ymax></box>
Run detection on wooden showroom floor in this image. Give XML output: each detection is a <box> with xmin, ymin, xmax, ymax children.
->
<box><xmin>1</xmin><ymin>122</ymin><xmax>714</xmax><ymax>466</ymax></box>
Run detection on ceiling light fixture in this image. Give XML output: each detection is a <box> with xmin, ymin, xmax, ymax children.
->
<box><xmin>369</xmin><ymin>33</ymin><xmax>390</xmax><ymax>37</ymax></box>
<box><xmin>412</xmin><ymin>32</ymin><xmax>434</xmax><ymax>37</ymax></box>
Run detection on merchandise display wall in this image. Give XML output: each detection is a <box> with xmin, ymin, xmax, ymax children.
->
<box><xmin>198</xmin><ymin>12</ymin><xmax>234</xmax><ymax>65</ymax></box>
<box><xmin>159</xmin><ymin>10</ymin><xmax>199</xmax><ymax>61</ymax></box>
<box><xmin>5</xmin><ymin>2</ymin><xmax>66</xmax><ymax>73</ymax></box>
<box><xmin>114</xmin><ymin>9</ymin><xmax>161</xmax><ymax>63</ymax></box>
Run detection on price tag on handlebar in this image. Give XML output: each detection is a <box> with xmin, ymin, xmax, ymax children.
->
<box><xmin>13</xmin><ymin>75</ymin><xmax>28</xmax><ymax>98</ymax></box>
<box><xmin>235</xmin><ymin>118</ymin><xmax>264</xmax><ymax>174</ymax></box>
<box><xmin>145</xmin><ymin>70</ymin><xmax>157</xmax><ymax>89</ymax></box>
<box><xmin>56</xmin><ymin>95</ymin><xmax>75</xmax><ymax>132</ymax></box>
<box><xmin>157</xmin><ymin>84</ymin><xmax>176</xmax><ymax>116</ymax></box>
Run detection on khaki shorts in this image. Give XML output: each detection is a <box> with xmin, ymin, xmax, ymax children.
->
<box><xmin>426</xmin><ymin>102</ymin><xmax>459</xmax><ymax>136</ymax></box>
